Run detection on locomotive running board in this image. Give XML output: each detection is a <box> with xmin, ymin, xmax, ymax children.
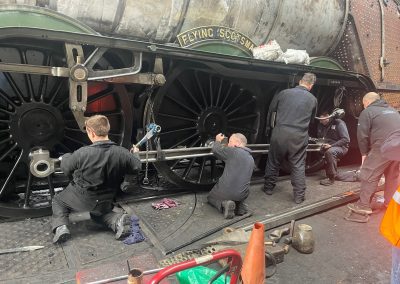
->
<box><xmin>137</xmin><ymin>143</ymin><xmax>323</xmax><ymax>162</ymax></box>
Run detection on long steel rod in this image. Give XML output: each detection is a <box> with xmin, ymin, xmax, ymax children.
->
<box><xmin>240</xmin><ymin>190</ymin><xmax>360</xmax><ymax>232</ymax></box>
<box><xmin>138</xmin><ymin>143</ymin><xmax>322</xmax><ymax>162</ymax></box>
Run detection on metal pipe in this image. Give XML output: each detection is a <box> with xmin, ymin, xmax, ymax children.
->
<box><xmin>85</xmin><ymin>268</ymin><xmax>163</xmax><ymax>284</ymax></box>
<box><xmin>240</xmin><ymin>190</ymin><xmax>360</xmax><ymax>232</ymax></box>
<box><xmin>378</xmin><ymin>0</ymin><xmax>386</xmax><ymax>81</ymax></box>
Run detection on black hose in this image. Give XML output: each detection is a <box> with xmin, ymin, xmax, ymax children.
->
<box><xmin>265</xmin><ymin>251</ymin><xmax>277</xmax><ymax>278</ymax></box>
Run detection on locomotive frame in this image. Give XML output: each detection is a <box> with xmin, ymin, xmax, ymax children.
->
<box><xmin>0</xmin><ymin>25</ymin><xmax>375</xmax><ymax>218</ymax></box>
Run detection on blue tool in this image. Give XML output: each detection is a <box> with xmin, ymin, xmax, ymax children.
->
<box><xmin>135</xmin><ymin>123</ymin><xmax>161</xmax><ymax>148</ymax></box>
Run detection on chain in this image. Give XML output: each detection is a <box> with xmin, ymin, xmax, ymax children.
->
<box><xmin>143</xmin><ymin>139</ymin><xmax>150</xmax><ymax>185</ymax></box>
<box><xmin>141</xmin><ymin>84</ymin><xmax>156</xmax><ymax>186</ymax></box>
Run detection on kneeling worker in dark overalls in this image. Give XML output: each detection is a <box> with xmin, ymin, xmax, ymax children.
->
<box><xmin>207</xmin><ymin>133</ymin><xmax>254</xmax><ymax>219</ymax></box>
<box><xmin>52</xmin><ymin>115</ymin><xmax>142</xmax><ymax>244</ymax></box>
<box><xmin>317</xmin><ymin>111</ymin><xmax>350</xmax><ymax>186</ymax></box>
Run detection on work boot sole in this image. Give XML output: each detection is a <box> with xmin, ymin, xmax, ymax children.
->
<box><xmin>53</xmin><ymin>229</ymin><xmax>71</xmax><ymax>244</ymax></box>
<box><xmin>115</xmin><ymin>214</ymin><xmax>131</xmax><ymax>240</ymax></box>
<box><xmin>222</xmin><ymin>201</ymin><xmax>236</xmax><ymax>219</ymax></box>
<box><xmin>347</xmin><ymin>203</ymin><xmax>373</xmax><ymax>215</ymax></box>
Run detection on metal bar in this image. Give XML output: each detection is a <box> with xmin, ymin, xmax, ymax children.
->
<box><xmin>239</xmin><ymin>190</ymin><xmax>360</xmax><ymax>232</ymax></box>
<box><xmin>164</xmin><ymin>212</ymin><xmax>252</xmax><ymax>255</ymax></box>
<box><xmin>0</xmin><ymin>62</ymin><xmax>69</xmax><ymax>77</ymax></box>
<box><xmin>137</xmin><ymin>144</ymin><xmax>322</xmax><ymax>162</ymax></box>
<box><xmin>85</xmin><ymin>268</ymin><xmax>164</xmax><ymax>284</ymax></box>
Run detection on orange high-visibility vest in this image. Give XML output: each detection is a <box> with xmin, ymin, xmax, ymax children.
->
<box><xmin>380</xmin><ymin>188</ymin><xmax>400</xmax><ymax>247</ymax></box>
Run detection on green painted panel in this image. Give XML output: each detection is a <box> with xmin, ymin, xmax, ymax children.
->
<box><xmin>191</xmin><ymin>43</ymin><xmax>251</xmax><ymax>58</ymax></box>
<box><xmin>310</xmin><ymin>57</ymin><xmax>344</xmax><ymax>71</ymax></box>
<box><xmin>0</xmin><ymin>6</ymin><xmax>95</xmax><ymax>34</ymax></box>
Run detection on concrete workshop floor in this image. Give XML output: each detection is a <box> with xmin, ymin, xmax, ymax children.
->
<box><xmin>0</xmin><ymin>167</ymin><xmax>392</xmax><ymax>283</ymax></box>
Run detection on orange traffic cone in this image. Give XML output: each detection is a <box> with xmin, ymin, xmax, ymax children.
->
<box><xmin>241</xmin><ymin>222</ymin><xmax>265</xmax><ymax>284</ymax></box>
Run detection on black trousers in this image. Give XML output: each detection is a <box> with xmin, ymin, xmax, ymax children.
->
<box><xmin>264</xmin><ymin>127</ymin><xmax>308</xmax><ymax>199</ymax></box>
<box><xmin>322</xmin><ymin>146</ymin><xmax>348</xmax><ymax>179</ymax></box>
<box><xmin>51</xmin><ymin>185</ymin><xmax>120</xmax><ymax>232</ymax></box>
<box><xmin>359</xmin><ymin>148</ymin><xmax>400</xmax><ymax>207</ymax></box>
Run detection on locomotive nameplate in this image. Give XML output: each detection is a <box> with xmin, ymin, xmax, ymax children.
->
<box><xmin>177</xmin><ymin>25</ymin><xmax>256</xmax><ymax>55</ymax></box>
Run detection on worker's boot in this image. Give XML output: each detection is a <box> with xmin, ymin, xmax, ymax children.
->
<box><xmin>53</xmin><ymin>225</ymin><xmax>71</xmax><ymax>244</ymax></box>
<box><xmin>294</xmin><ymin>196</ymin><xmax>305</xmax><ymax>204</ymax></box>
<box><xmin>347</xmin><ymin>202</ymin><xmax>373</xmax><ymax>215</ymax></box>
<box><xmin>114</xmin><ymin>213</ymin><xmax>131</xmax><ymax>240</ymax></box>
<box><xmin>320</xmin><ymin>177</ymin><xmax>335</xmax><ymax>186</ymax></box>
<box><xmin>221</xmin><ymin>200</ymin><xmax>236</xmax><ymax>219</ymax></box>
<box><xmin>235</xmin><ymin>201</ymin><xmax>249</xmax><ymax>216</ymax></box>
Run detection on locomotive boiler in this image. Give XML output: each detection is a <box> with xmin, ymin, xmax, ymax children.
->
<box><xmin>1</xmin><ymin>0</ymin><xmax>398</xmax><ymax>218</ymax></box>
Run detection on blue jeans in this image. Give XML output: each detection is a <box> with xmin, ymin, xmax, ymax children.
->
<box><xmin>392</xmin><ymin>246</ymin><xmax>400</xmax><ymax>284</ymax></box>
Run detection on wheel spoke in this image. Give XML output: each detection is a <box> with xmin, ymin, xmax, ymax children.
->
<box><xmin>228</xmin><ymin>113</ymin><xmax>258</xmax><ymax>122</ymax></box>
<box><xmin>21</xmin><ymin>51</ymin><xmax>36</xmax><ymax>101</ymax></box>
<box><xmin>0</xmin><ymin>143</ymin><xmax>17</xmax><ymax>162</ymax></box>
<box><xmin>159</xmin><ymin>126</ymin><xmax>197</xmax><ymax>137</ymax></box>
<box><xmin>64</xmin><ymin>127</ymin><xmax>85</xmax><ymax>134</ymax></box>
<box><xmin>165</xmin><ymin>95</ymin><xmax>199</xmax><ymax>116</ymax></box>
<box><xmin>182</xmin><ymin>158</ymin><xmax>196</xmax><ymax>179</ymax></box>
<box><xmin>158</xmin><ymin>112</ymin><xmax>197</xmax><ymax>122</ymax></box>
<box><xmin>38</xmin><ymin>54</ymin><xmax>51</xmax><ymax>102</ymax></box>
<box><xmin>194</xmin><ymin>71</ymin><xmax>209</xmax><ymax>108</ymax></box>
<box><xmin>210</xmin><ymin>158</ymin><xmax>216</xmax><ymax>181</ymax></box>
<box><xmin>3</xmin><ymin>73</ymin><xmax>25</xmax><ymax>103</ymax></box>
<box><xmin>0</xmin><ymin>136</ymin><xmax>12</xmax><ymax>146</ymax></box>
<box><xmin>48</xmin><ymin>79</ymin><xmax>65</xmax><ymax>105</ymax></box>
<box><xmin>0</xmin><ymin>107</ymin><xmax>13</xmax><ymax>115</ymax></box>
<box><xmin>220</xmin><ymin>82</ymin><xmax>233</xmax><ymax>109</ymax></box>
<box><xmin>64</xmin><ymin>135</ymin><xmax>87</xmax><ymax>146</ymax></box>
<box><xmin>209</xmin><ymin>75</ymin><xmax>214</xmax><ymax>107</ymax></box>
<box><xmin>177</xmin><ymin>78</ymin><xmax>203</xmax><ymax>112</ymax></box>
<box><xmin>87</xmin><ymin>87</ymin><xmax>114</xmax><ymax>103</ymax></box>
<box><xmin>226</xmin><ymin>98</ymin><xmax>256</xmax><ymax>117</ymax></box>
<box><xmin>0</xmin><ymin>119</ymin><xmax>10</xmax><ymax>123</ymax></box>
<box><xmin>0</xmin><ymin>89</ymin><xmax>17</xmax><ymax>109</ymax></box>
<box><xmin>227</xmin><ymin>126</ymin><xmax>257</xmax><ymax>134</ymax></box>
<box><xmin>0</xmin><ymin>149</ymin><xmax>24</xmax><ymax>198</ymax></box>
<box><xmin>109</xmin><ymin>132</ymin><xmax>122</xmax><ymax>137</ymax></box>
<box><xmin>58</xmin><ymin>143</ymin><xmax>72</xmax><ymax>153</ymax></box>
<box><xmin>55</xmin><ymin>96</ymin><xmax>69</xmax><ymax>109</ymax></box>
<box><xmin>197</xmin><ymin>157</ymin><xmax>206</xmax><ymax>183</ymax></box>
<box><xmin>224</xmin><ymin>89</ymin><xmax>242</xmax><ymax>112</ymax></box>
<box><xmin>169</xmin><ymin>132</ymin><xmax>199</xmax><ymax>149</ymax></box>
<box><xmin>215</xmin><ymin>79</ymin><xmax>224</xmax><ymax>107</ymax></box>
<box><xmin>0</xmin><ymin>129</ymin><xmax>10</xmax><ymax>134</ymax></box>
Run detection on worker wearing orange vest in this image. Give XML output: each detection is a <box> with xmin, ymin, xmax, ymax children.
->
<box><xmin>380</xmin><ymin>130</ymin><xmax>400</xmax><ymax>283</ymax></box>
<box><xmin>380</xmin><ymin>187</ymin><xmax>400</xmax><ymax>284</ymax></box>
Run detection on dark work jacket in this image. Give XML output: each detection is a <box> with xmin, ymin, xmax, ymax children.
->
<box><xmin>357</xmin><ymin>99</ymin><xmax>400</xmax><ymax>155</ymax></box>
<box><xmin>61</xmin><ymin>140</ymin><xmax>141</xmax><ymax>198</ymax></box>
<box><xmin>266</xmin><ymin>85</ymin><xmax>318</xmax><ymax>138</ymax></box>
<box><xmin>317</xmin><ymin>119</ymin><xmax>350</xmax><ymax>148</ymax></box>
<box><xmin>211</xmin><ymin>142</ymin><xmax>254</xmax><ymax>200</ymax></box>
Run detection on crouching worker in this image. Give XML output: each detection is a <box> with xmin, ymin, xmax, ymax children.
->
<box><xmin>317</xmin><ymin>111</ymin><xmax>350</xmax><ymax>186</ymax></box>
<box><xmin>52</xmin><ymin>115</ymin><xmax>141</xmax><ymax>244</ymax></box>
<box><xmin>207</xmin><ymin>133</ymin><xmax>254</xmax><ymax>219</ymax></box>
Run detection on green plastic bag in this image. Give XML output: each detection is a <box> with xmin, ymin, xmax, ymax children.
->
<box><xmin>176</xmin><ymin>266</ymin><xmax>231</xmax><ymax>284</ymax></box>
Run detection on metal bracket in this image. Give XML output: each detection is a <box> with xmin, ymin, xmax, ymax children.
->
<box><xmin>65</xmin><ymin>43</ymin><xmax>88</xmax><ymax>131</ymax></box>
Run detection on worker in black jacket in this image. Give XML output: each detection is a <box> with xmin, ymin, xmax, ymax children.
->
<box><xmin>51</xmin><ymin>115</ymin><xmax>142</xmax><ymax>244</ymax></box>
<box><xmin>264</xmin><ymin>73</ymin><xmax>318</xmax><ymax>204</ymax></box>
<box><xmin>207</xmin><ymin>133</ymin><xmax>254</xmax><ymax>219</ymax></box>
<box><xmin>348</xmin><ymin>92</ymin><xmax>400</xmax><ymax>215</ymax></box>
<box><xmin>317</xmin><ymin>112</ymin><xmax>350</xmax><ymax>185</ymax></box>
